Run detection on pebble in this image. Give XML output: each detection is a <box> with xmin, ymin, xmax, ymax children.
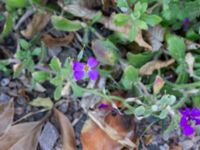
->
<box><xmin>0</xmin><ymin>78</ymin><xmax>10</xmax><ymax>86</ymax></box>
<box><xmin>39</xmin><ymin>122</ymin><xmax>59</xmax><ymax>150</ymax></box>
<box><xmin>0</xmin><ymin>93</ymin><xmax>10</xmax><ymax>103</ymax></box>
<box><xmin>59</xmin><ymin>102</ymin><xmax>68</xmax><ymax>113</ymax></box>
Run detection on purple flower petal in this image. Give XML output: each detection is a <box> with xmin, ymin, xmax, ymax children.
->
<box><xmin>87</xmin><ymin>57</ymin><xmax>99</xmax><ymax>68</ymax></box>
<box><xmin>73</xmin><ymin>61</ymin><xmax>84</xmax><ymax>71</ymax></box>
<box><xmin>180</xmin><ymin>116</ymin><xmax>189</xmax><ymax>127</ymax></box>
<box><xmin>98</xmin><ymin>103</ymin><xmax>110</xmax><ymax>109</ymax></box>
<box><xmin>73</xmin><ymin>71</ymin><xmax>84</xmax><ymax>80</ymax></box>
<box><xmin>179</xmin><ymin>108</ymin><xmax>190</xmax><ymax>116</ymax></box>
<box><xmin>88</xmin><ymin>69</ymin><xmax>99</xmax><ymax>80</ymax></box>
<box><xmin>194</xmin><ymin>118</ymin><xmax>200</xmax><ymax>125</ymax></box>
<box><xmin>182</xmin><ymin>125</ymin><xmax>194</xmax><ymax>136</ymax></box>
<box><xmin>183</xmin><ymin>18</ymin><xmax>189</xmax><ymax>31</ymax></box>
<box><xmin>191</xmin><ymin>108</ymin><xmax>200</xmax><ymax>117</ymax></box>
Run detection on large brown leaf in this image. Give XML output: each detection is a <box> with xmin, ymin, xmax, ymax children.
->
<box><xmin>21</xmin><ymin>11</ymin><xmax>52</xmax><ymax>38</ymax></box>
<box><xmin>41</xmin><ymin>33</ymin><xmax>74</xmax><ymax>48</ymax></box>
<box><xmin>54</xmin><ymin>108</ymin><xmax>76</xmax><ymax>150</ymax></box>
<box><xmin>139</xmin><ymin>59</ymin><xmax>175</xmax><ymax>75</ymax></box>
<box><xmin>81</xmin><ymin>111</ymin><xmax>137</xmax><ymax>150</ymax></box>
<box><xmin>0</xmin><ymin>100</ymin><xmax>14</xmax><ymax>136</ymax></box>
<box><xmin>57</xmin><ymin>2</ymin><xmax>152</xmax><ymax>50</ymax></box>
<box><xmin>0</xmin><ymin>100</ymin><xmax>48</xmax><ymax>150</ymax></box>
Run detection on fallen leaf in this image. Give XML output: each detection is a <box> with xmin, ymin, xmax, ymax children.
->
<box><xmin>153</xmin><ymin>75</ymin><xmax>165</xmax><ymax>94</ymax></box>
<box><xmin>58</xmin><ymin>2</ymin><xmax>152</xmax><ymax>50</ymax></box>
<box><xmin>0</xmin><ymin>116</ymin><xmax>47</xmax><ymax>150</ymax></box>
<box><xmin>21</xmin><ymin>11</ymin><xmax>52</xmax><ymax>38</ymax></box>
<box><xmin>81</xmin><ymin>111</ymin><xmax>136</xmax><ymax>150</ymax></box>
<box><xmin>185</xmin><ymin>39</ymin><xmax>200</xmax><ymax>50</ymax></box>
<box><xmin>54</xmin><ymin>108</ymin><xmax>76</xmax><ymax>150</ymax></box>
<box><xmin>147</xmin><ymin>25</ymin><xmax>165</xmax><ymax>51</ymax></box>
<box><xmin>41</xmin><ymin>33</ymin><xmax>74</xmax><ymax>48</ymax></box>
<box><xmin>185</xmin><ymin>53</ymin><xmax>194</xmax><ymax>75</ymax></box>
<box><xmin>170</xmin><ymin>144</ymin><xmax>183</xmax><ymax>150</ymax></box>
<box><xmin>30</xmin><ymin>97</ymin><xmax>53</xmax><ymax>109</ymax></box>
<box><xmin>139</xmin><ymin>59</ymin><xmax>175</xmax><ymax>75</ymax></box>
<box><xmin>0</xmin><ymin>100</ymin><xmax>14</xmax><ymax>136</ymax></box>
<box><xmin>143</xmin><ymin>134</ymin><xmax>153</xmax><ymax>145</ymax></box>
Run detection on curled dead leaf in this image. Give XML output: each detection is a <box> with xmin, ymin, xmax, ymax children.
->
<box><xmin>41</xmin><ymin>33</ymin><xmax>74</xmax><ymax>48</ymax></box>
<box><xmin>153</xmin><ymin>75</ymin><xmax>165</xmax><ymax>94</ymax></box>
<box><xmin>81</xmin><ymin>111</ymin><xmax>137</xmax><ymax>150</ymax></box>
<box><xmin>58</xmin><ymin>2</ymin><xmax>152</xmax><ymax>50</ymax></box>
<box><xmin>0</xmin><ymin>100</ymin><xmax>14</xmax><ymax>136</ymax></box>
<box><xmin>54</xmin><ymin>108</ymin><xmax>76</xmax><ymax>150</ymax></box>
<box><xmin>0</xmin><ymin>106</ymin><xmax>49</xmax><ymax>150</ymax></box>
<box><xmin>139</xmin><ymin>59</ymin><xmax>175</xmax><ymax>75</ymax></box>
<box><xmin>21</xmin><ymin>11</ymin><xmax>52</xmax><ymax>38</ymax></box>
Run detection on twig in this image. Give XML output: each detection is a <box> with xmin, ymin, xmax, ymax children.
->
<box><xmin>14</xmin><ymin>10</ymin><xmax>33</xmax><ymax>30</ymax></box>
<box><xmin>13</xmin><ymin>108</ymin><xmax>49</xmax><ymax>125</ymax></box>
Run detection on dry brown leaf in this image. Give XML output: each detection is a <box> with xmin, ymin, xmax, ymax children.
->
<box><xmin>139</xmin><ymin>59</ymin><xmax>175</xmax><ymax>75</ymax></box>
<box><xmin>0</xmin><ymin>119</ymin><xmax>45</xmax><ymax>150</ymax></box>
<box><xmin>153</xmin><ymin>75</ymin><xmax>165</xmax><ymax>94</ymax></box>
<box><xmin>147</xmin><ymin>25</ymin><xmax>165</xmax><ymax>51</ymax></box>
<box><xmin>21</xmin><ymin>11</ymin><xmax>52</xmax><ymax>38</ymax></box>
<box><xmin>41</xmin><ymin>33</ymin><xmax>74</xmax><ymax>48</ymax></box>
<box><xmin>170</xmin><ymin>145</ymin><xmax>183</xmax><ymax>150</ymax></box>
<box><xmin>58</xmin><ymin>2</ymin><xmax>152</xmax><ymax>50</ymax></box>
<box><xmin>81</xmin><ymin>111</ymin><xmax>136</xmax><ymax>150</ymax></box>
<box><xmin>0</xmin><ymin>100</ymin><xmax>14</xmax><ymax>136</ymax></box>
<box><xmin>54</xmin><ymin>108</ymin><xmax>76</xmax><ymax>150</ymax></box>
<box><xmin>143</xmin><ymin>134</ymin><xmax>153</xmax><ymax>145</ymax></box>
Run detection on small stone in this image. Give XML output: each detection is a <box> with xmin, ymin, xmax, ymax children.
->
<box><xmin>15</xmin><ymin>107</ymin><xmax>24</xmax><ymax>115</ymax></box>
<box><xmin>0</xmin><ymin>78</ymin><xmax>10</xmax><ymax>86</ymax></box>
<box><xmin>181</xmin><ymin>140</ymin><xmax>194</xmax><ymax>150</ymax></box>
<box><xmin>16</xmin><ymin>96</ymin><xmax>26</xmax><ymax>106</ymax></box>
<box><xmin>59</xmin><ymin>102</ymin><xmax>68</xmax><ymax>113</ymax></box>
<box><xmin>39</xmin><ymin>122</ymin><xmax>59</xmax><ymax>150</ymax></box>
<box><xmin>0</xmin><ymin>93</ymin><xmax>10</xmax><ymax>103</ymax></box>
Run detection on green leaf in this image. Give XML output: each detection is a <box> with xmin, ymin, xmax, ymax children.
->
<box><xmin>128</xmin><ymin>25</ymin><xmax>137</xmax><ymax>41</ymax></box>
<box><xmin>91</xmin><ymin>11</ymin><xmax>102</xmax><ymax>25</ymax></box>
<box><xmin>50</xmin><ymin>76</ymin><xmax>63</xmax><ymax>86</ymax></box>
<box><xmin>71</xmin><ymin>82</ymin><xmax>84</xmax><ymax>97</ymax></box>
<box><xmin>159</xmin><ymin>109</ymin><xmax>168</xmax><ymax>119</ymax></box>
<box><xmin>50</xmin><ymin>57</ymin><xmax>61</xmax><ymax>72</ymax></box>
<box><xmin>160</xmin><ymin>95</ymin><xmax>176</xmax><ymax>106</ymax></box>
<box><xmin>121</xmin><ymin>65</ymin><xmax>138</xmax><ymax>89</ymax></box>
<box><xmin>141</xmin><ymin>14</ymin><xmax>162</xmax><ymax>26</ymax></box>
<box><xmin>0</xmin><ymin>13</ymin><xmax>13</xmax><ymax>37</ymax></box>
<box><xmin>32</xmin><ymin>48</ymin><xmax>42</xmax><ymax>56</ymax></box>
<box><xmin>167</xmin><ymin>35</ymin><xmax>185</xmax><ymax>62</ymax></box>
<box><xmin>135</xmin><ymin>20</ymin><xmax>148</xmax><ymax>30</ymax></box>
<box><xmin>113</xmin><ymin>13</ymin><xmax>130</xmax><ymax>26</ymax></box>
<box><xmin>54</xmin><ymin>85</ymin><xmax>62</xmax><ymax>100</ymax></box>
<box><xmin>117</xmin><ymin>0</ymin><xmax>129</xmax><ymax>8</ymax></box>
<box><xmin>127</xmin><ymin>52</ymin><xmax>154</xmax><ymax>68</ymax></box>
<box><xmin>193</xmin><ymin>96</ymin><xmax>200</xmax><ymax>109</ymax></box>
<box><xmin>19</xmin><ymin>39</ymin><xmax>29</xmax><ymax>49</ymax></box>
<box><xmin>134</xmin><ymin>2</ymin><xmax>147</xmax><ymax>14</ymax></box>
<box><xmin>134</xmin><ymin>106</ymin><xmax>145</xmax><ymax>116</ymax></box>
<box><xmin>51</xmin><ymin>16</ymin><xmax>82</xmax><ymax>32</ymax></box>
<box><xmin>6</xmin><ymin>0</ymin><xmax>28</xmax><ymax>9</ymax></box>
<box><xmin>92</xmin><ymin>39</ymin><xmax>119</xmax><ymax>66</ymax></box>
<box><xmin>32</xmin><ymin>71</ymin><xmax>49</xmax><ymax>83</ymax></box>
<box><xmin>30</xmin><ymin>97</ymin><xmax>53</xmax><ymax>109</ymax></box>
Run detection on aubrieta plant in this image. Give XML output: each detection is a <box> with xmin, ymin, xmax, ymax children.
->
<box><xmin>2</xmin><ymin>0</ymin><xmax>200</xmax><ymax>139</ymax></box>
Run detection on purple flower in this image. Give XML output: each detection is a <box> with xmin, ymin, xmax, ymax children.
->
<box><xmin>73</xmin><ymin>57</ymin><xmax>99</xmax><ymax>80</ymax></box>
<box><xmin>179</xmin><ymin>107</ymin><xmax>200</xmax><ymax>136</ymax></box>
<box><xmin>183</xmin><ymin>18</ymin><xmax>189</xmax><ymax>31</ymax></box>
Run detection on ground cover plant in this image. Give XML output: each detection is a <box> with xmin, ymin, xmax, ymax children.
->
<box><xmin>1</xmin><ymin>0</ymin><xmax>200</xmax><ymax>149</ymax></box>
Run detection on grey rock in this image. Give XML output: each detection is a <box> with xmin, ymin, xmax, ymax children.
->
<box><xmin>39</xmin><ymin>122</ymin><xmax>59</xmax><ymax>150</ymax></box>
<box><xmin>0</xmin><ymin>93</ymin><xmax>10</xmax><ymax>103</ymax></box>
<box><xmin>0</xmin><ymin>78</ymin><xmax>10</xmax><ymax>86</ymax></box>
